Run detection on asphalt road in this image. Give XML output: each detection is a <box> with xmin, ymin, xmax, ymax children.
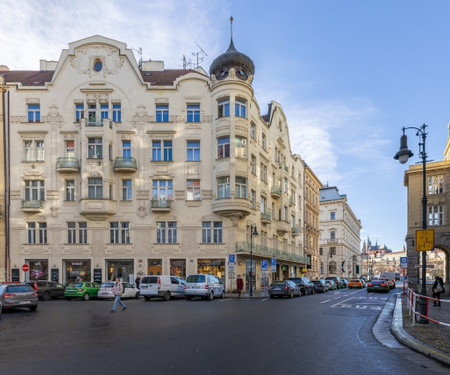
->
<box><xmin>0</xmin><ymin>287</ymin><xmax>446</xmax><ymax>374</ymax></box>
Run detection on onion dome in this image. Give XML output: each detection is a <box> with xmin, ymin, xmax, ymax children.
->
<box><xmin>209</xmin><ymin>18</ymin><xmax>255</xmax><ymax>80</ymax></box>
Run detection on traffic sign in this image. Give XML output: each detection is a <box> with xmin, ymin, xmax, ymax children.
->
<box><xmin>229</xmin><ymin>254</ymin><xmax>235</xmax><ymax>263</ymax></box>
<box><xmin>261</xmin><ymin>260</ymin><xmax>269</xmax><ymax>271</ymax></box>
<box><xmin>415</xmin><ymin>229</ymin><xmax>434</xmax><ymax>251</ymax></box>
<box><xmin>22</xmin><ymin>264</ymin><xmax>30</xmax><ymax>272</ymax></box>
<box><xmin>271</xmin><ymin>258</ymin><xmax>277</xmax><ymax>273</ymax></box>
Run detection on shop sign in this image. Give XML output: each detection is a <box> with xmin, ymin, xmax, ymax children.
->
<box><xmin>93</xmin><ymin>268</ymin><xmax>102</xmax><ymax>283</ymax></box>
<box><xmin>51</xmin><ymin>268</ymin><xmax>59</xmax><ymax>282</ymax></box>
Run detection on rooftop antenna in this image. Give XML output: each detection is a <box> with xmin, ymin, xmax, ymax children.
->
<box><xmin>182</xmin><ymin>42</ymin><xmax>207</xmax><ymax>69</ymax></box>
<box><xmin>132</xmin><ymin>47</ymin><xmax>143</xmax><ymax>69</ymax></box>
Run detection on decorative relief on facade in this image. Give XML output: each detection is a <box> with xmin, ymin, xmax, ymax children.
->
<box><xmin>11</xmin><ymin>116</ymin><xmax>26</xmax><ymax>123</ymax></box>
<box><xmin>70</xmin><ymin>45</ymin><xmax>124</xmax><ymax>76</ymax></box>
<box><xmin>42</xmin><ymin>105</ymin><xmax>64</xmax><ymax>126</ymax></box>
<box><xmin>131</xmin><ymin>106</ymin><xmax>152</xmax><ymax>125</ymax></box>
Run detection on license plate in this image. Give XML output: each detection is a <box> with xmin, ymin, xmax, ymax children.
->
<box><xmin>20</xmin><ymin>300</ymin><xmax>31</xmax><ymax>304</ymax></box>
<box><xmin>274</xmin><ymin>287</ymin><xmax>281</xmax><ymax>290</ymax></box>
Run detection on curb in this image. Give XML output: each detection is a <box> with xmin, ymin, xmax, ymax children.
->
<box><xmin>390</xmin><ymin>294</ymin><xmax>450</xmax><ymax>367</ymax></box>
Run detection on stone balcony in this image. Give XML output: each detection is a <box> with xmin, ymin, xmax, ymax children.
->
<box><xmin>114</xmin><ymin>157</ymin><xmax>137</xmax><ymax>173</ymax></box>
<box><xmin>56</xmin><ymin>157</ymin><xmax>80</xmax><ymax>173</ymax></box>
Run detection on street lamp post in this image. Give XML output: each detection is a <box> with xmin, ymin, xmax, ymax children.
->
<box><xmin>394</xmin><ymin>124</ymin><xmax>429</xmax><ymax>324</ymax></box>
<box><xmin>249</xmin><ymin>225</ymin><xmax>258</xmax><ymax>297</ymax></box>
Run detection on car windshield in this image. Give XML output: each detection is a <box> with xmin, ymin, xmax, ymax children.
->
<box><xmin>7</xmin><ymin>285</ymin><xmax>33</xmax><ymax>293</ymax></box>
<box><xmin>351</xmin><ymin>279</ymin><xmax>360</xmax><ymax>282</ymax></box>
<box><xmin>101</xmin><ymin>283</ymin><xmax>114</xmax><ymax>288</ymax></box>
<box><xmin>68</xmin><ymin>283</ymin><xmax>83</xmax><ymax>288</ymax></box>
<box><xmin>271</xmin><ymin>281</ymin><xmax>286</xmax><ymax>286</ymax></box>
<box><xmin>187</xmin><ymin>275</ymin><xmax>206</xmax><ymax>283</ymax></box>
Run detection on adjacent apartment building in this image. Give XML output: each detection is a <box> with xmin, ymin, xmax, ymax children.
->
<box><xmin>1</xmin><ymin>35</ymin><xmax>318</xmax><ymax>290</ymax></box>
<box><xmin>319</xmin><ymin>186</ymin><xmax>362</xmax><ymax>279</ymax></box>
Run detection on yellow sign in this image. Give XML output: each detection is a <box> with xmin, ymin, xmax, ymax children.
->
<box><xmin>415</xmin><ymin>229</ymin><xmax>435</xmax><ymax>251</ymax></box>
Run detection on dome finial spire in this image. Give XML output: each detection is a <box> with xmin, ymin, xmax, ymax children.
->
<box><xmin>230</xmin><ymin>16</ymin><xmax>234</xmax><ymax>41</ymax></box>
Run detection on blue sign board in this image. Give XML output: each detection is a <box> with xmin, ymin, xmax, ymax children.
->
<box><xmin>261</xmin><ymin>260</ymin><xmax>269</xmax><ymax>271</ymax></box>
<box><xmin>400</xmin><ymin>257</ymin><xmax>408</xmax><ymax>264</ymax></box>
<box><xmin>271</xmin><ymin>258</ymin><xmax>277</xmax><ymax>273</ymax></box>
<box><xmin>229</xmin><ymin>254</ymin><xmax>235</xmax><ymax>263</ymax></box>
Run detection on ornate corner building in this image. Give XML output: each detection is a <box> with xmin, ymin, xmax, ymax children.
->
<box><xmin>0</xmin><ymin>34</ymin><xmax>321</xmax><ymax>290</ymax></box>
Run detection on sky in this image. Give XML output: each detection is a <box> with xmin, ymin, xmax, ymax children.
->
<box><xmin>1</xmin><ymin>0</ymin><xmax>449</xmax><ymax>252</ymax></box>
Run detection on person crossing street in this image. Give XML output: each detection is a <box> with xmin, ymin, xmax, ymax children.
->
<box><xmin>111</xmin><ymin>278</ymin><xmax>126</xmax><ymax>313</ymax></box>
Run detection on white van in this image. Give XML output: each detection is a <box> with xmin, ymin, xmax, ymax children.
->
<box><xmin>139</xmin><ymin>275</ymin><xmax>186</xmax><ymax>301</ymax></box>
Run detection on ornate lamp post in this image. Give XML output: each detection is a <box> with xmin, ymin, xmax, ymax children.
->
<box><xmin>249</xmin><ymin>225</ymin><xmax>258</xmax><ymax>297</ymax></box>
<box><xmin>394</xmin><ymin>124</ymin><xmax>429</xmax><ymax>324</ymax></box>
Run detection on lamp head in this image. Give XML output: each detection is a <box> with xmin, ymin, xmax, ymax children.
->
<box><xmin>394</xmin><ymin>132</ymin><xmax>413</xmax><ymax>164</ymax></box>
<box><xmin>252</xmin><ymin>225</ymin><xmax>258</xmax><ymax>236</ymax></box>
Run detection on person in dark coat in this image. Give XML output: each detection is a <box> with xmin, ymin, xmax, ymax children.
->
<box><xmin>236</xmin><ymin>275</ymin><xmax>244</xmax><ymax>298</ymax></box>
<box><xmin>135</xmin><ymin>275</ymin><xmax>141</xmax><ymax>290</ymax></box>
<box><xmin>432</xmin><ymin>275</ymin><xmax>445</xmax><ymax>307</ymax></box>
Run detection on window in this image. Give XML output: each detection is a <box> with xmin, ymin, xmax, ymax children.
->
<box><xmin>27</xmin><ymin>222</ymin><xmax>47</xmax><ymax>244</ymax></box>
<box><xmin>27</xmin><ymin>104</ymin><xmax>40</xmax><ymax>122</ymax></box>
<box><xmin>330</xmin><ymin>231</ymin><xmax>336</xmax><ymax>240</ymax></box>
<box><xmin>329</xmin><ymin>261</ymin><xmax>336</xmax><ymax>274</ymax></box>
<box><xmin>152</xmin><ymin>140</ymin><xmax>172</xmax><ymax>161</ymax></box>
<box><xmin>260</xmin><ymin>196</ymin><xmax>267</xmax><ymax>214</ymax></box>
<box><xmin>24</xmin><ymin>140</ymin><xmax>44</xmax><ymax>161</ymax></box>
<box><xmin>152</xmin><ymin>180</ymin><xmax>173</xmax><ymax>201</ymax></box>
<box><xmin>187</xmin><ymin>104</ymin><xmax>200</xmax><ymax>122</ymax></box>
<box><xmin>250</xmin><ymin>190</ymin><xmax>256</xmax><ymax>209</ymax></box>
<box><xmin>283</xmin><ymin>178</ymin><xmax>288</xmax><ymax>193</ymax></box>
<box><xmin>67</xmin><ymin>222</ymin><xmax>87</xmax><ymax>244</ymax></box>
<box><xmin>88</xmin><ymin>138</ymin><xmax>102</xmax><ymax>158</ymax></box>
<box><xmin>65</xmin><ymin>140</ymin><xmax>75</xmax><ymax>158</ymax></box>
<box><xmin>88</xmin><ymin>178</ymin><xmax>103</xmax><ymax>199</ymax></box>
<box><xmin>261</xmin><ymin>133</ymin><xmax>266</xmax><ymax>150</ymax></box>
<box><xmin>217</xmin><ymin>137</ymin><xmax>230</xmax><ymax>158</ymax></box>
<box><xmin>428</xmin><ymin>205</ymin><xmax>444</xmax><ymax>226</ymax></box>
<box><xmin>25</xmin><ymin>180</ymin><xmax>45</xmax><ymax>201</ymax></box>
<box><xmin>250</xmin><ymin>122</ymin><xmax>256</xmax><ymax>139</ymax></box>
<box><xmin>88</xmin><ymin>104</ymin><xmax>97</xmax><ymax>125</ymax></box>
<box><xmin>75</xmin><ymin>104</ymin><xmax>84</xmax><ymax>121</ymax></box>
<box><xmin>110</xmin><ymin>222</ymin><xmax>130</xmax><ymax>244</ymax></box>
<box><xmin>112</xmin><ymin>104</ymin><xmax>122</xmax><ymax>122</ymax></box>
<box><xmin>157</xmin><ymin>221</ymin><xmax>177</xmax><ymax>244</ymax></box>
<box><xmin>235</xmin><ymin>99</ymin><xmax>247</xmax><ymax>118</ymax></box>
<box><xmin>156</xmin><ymin>104</ymin><xmax>169</xmax><ymax>122</ymax></box>
<box><xmin>122</xmin><ymin>179</ymin><xmax>132</xmax><ymax>201</ymax></box>
<box><xmin>330</xmin><ymin>211</ymin><xmax>336</xmax><ymax>220</ymax></box>
<box><xmin>218</xmin><ymin>98</ymin><xmax>230</xmax><ymax>118</ymax></box>
<box><xmin>187</xmin><ymin>179</ymin><xmax>201</xmax><ymax>200</ymax></box>
<box><xmin>100</xmin><ymin>104</ymin><xmax>108</xmax><ymax>121</ymax></box>
<box><xmin>66</xmin><ymin>180</ymin><xmax>75</xmax><ymax>201</ymax></box>
<box><xmin>122</xmin><ymin>141</ymin><xmax>131</xmax><ymax>159</ymax></box>
<box><xmin>284</xmin><ymin>206</ymin><xmax>288</xmax><ymax>221</ymax></box>
<box><xmin>428</xmin><ymin>175</ymin><xmax>444</xmax><ymax>194</ymax></box>
<box><xmin>217</xmin><ymin>177</ymin><xmax>230</xmax><ymax>198</ymax></box>
<box><xmin>187</xmin><ymin>141</ymin><xmax>200</xmax><ymax>161</ymax></box>
<box><xmin>235</xmin><ymin>137</ymin><xmax>247</xmax><ymax>158</ymax></box>
<box><xmin>250</xmin><ymin>155</ymin><xmax>256</xmax><ymax>174</ymax></box>
<box><xmin>260</xmin><ymin>163</ymin><xmax>267</xmax><ymax>182</ymax></box>
<box><xmin>235</xmin><ymin>177</ymin><xmax>247</xmax><ymax>199</ymax></box>
<box><xmin>202</xmin><ymin>221</ymin><xmax>223</xmax><ymax>243</ymax></box>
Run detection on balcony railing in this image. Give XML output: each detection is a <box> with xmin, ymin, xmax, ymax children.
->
<box><xmin>261</xmin><ymin>212</ymin><xmax>272</xmax><ymax>224</ymax></box>
<box><xmin>114</xmin><ymin>157</ymin><xmax>137</xmax><ymax>172</ymax></box>
<box><xmin>291</xmin><ymin>226</ymin><xmax>300</xmax><ymax>236</ymax></box>
<box><xmin>271</xmin><ymin>186</ymin><xmax>281</xmax><ymax>198</ymax></box>
<box><xmin>151</xmin><ymin>200</ymin><xmax>172</xmax><ymax>211</ymax></box>
<box><xmin>56</xmin><ymin>157</ymin><xmax>80</xmax><ymax>172</ymax></box>
<box><xmin>236</xmin><ymin>242</ymin><xmax>310</xmax><ymax>265</ymax></box>
<box><xmin>21</xmin><ymin>200</ymin><xmax>44</xmax><ymax>212</ymax></box>
<box><xmin>86</xmin><ymin>117</ymin><xmax>104</xmax><ymax>127</ymax></box>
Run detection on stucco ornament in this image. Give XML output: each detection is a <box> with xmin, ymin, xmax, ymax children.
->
<box><xmin>70</xmin><ymin>45</ymin><xmax>124</xmax><ymax>75</ymax></box>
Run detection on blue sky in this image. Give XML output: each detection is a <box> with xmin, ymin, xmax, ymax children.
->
<box><xmin>1</xmin><ymin>0</ymin><xmax>449</xmax><ymax>252</ymax></box>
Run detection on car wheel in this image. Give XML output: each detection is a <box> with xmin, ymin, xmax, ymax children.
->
<box><xmin>289</xmin><ymin>290</ymin><xmax>294</xmax><ymax>298</ymax></box>
<box><xmin>186</xmin><ymin>296</ymin><xmax>192</xmax><ymax>300</ymax></box>
<box><xmin>311</xmin><ymin>288</ymin><xmax>315</xmax><ymax>295</ymax></box>
<box><xmin>65</xmin><ymin>297</ymin><xmax>72</xmax><ymax>301</ymax></box>
<box><xmin>163</xmin><ymin>291</ymin><xmax>171</xmax><ymax>301</ymax></box>
<box><xmin>135</xmin><ymin>292</ymin><xmax>140</xmax><ymax>299</ymax></box>
<box><xmin>144</xmin><ymin>296</ymin><xmax>151</xmax><ymax>301</ymax></box>
<box><xmin>304</xmin><ymin>289</ymin><xmax>308</xmax><ymax>296</ymax></box>
<box><xmin>221</xmin><ymin>290</ymin><xmax>225</xmax><ymax>299</ymax></box>
<box><xmin>42</xmin><ymin>292</ymin><xmax>51</xmax><ymax>301</ymax></box>
<box><xmin>270</xmin><ymin>294</ymin><xmax>275</xmax><ymax>299</ymax></box>
<box><xmin>29</xmin><ymin>306</ymin><xmax>38</xmax><ymax>312</ymax></box>
<box><xmin>83</xmin><ymin>293</ymin><xmax>90</xmax><ymax>301</ymax></box>
<box><xmin>209</xmin><ymin>291</ymin><xmax>214</xmax><ymax>301</ymax></box>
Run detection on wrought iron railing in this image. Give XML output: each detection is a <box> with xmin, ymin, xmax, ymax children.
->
<box><xmin>236</xmin><ymin>242</ymin><xmax>310</xmax><ymax>264</ymax></box>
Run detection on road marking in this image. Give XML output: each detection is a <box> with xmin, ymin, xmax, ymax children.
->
<box><xmin>320</xmin><ymin>299</ymin><xmax>331</xmax><ymax>304</ymax></box>
<box><xmin>331</xmin><ymin>297</ymin><xmax>353</xmax><ymax>308</ymax></box>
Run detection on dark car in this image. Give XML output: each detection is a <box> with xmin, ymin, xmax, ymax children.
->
<box><xmin>311</xmin><ymin>279</ymin><xmax>328</xmax><ymax>293</ymax></box>
<box><xmin>367</xmin><ymin>279</ymin><xmax>390</xmax><ymax>293</ymax></box>
<box><xmin>288</xmin><ymin>277</ymin><xmax>315</xmax><ymax>295</ymax></box>
<box><xmin>0</xmin><ymin>283</ymin><xmax>38</xmax><ymax>311</ymax></box>
<box><xmin>269</xmin><ymin>280</ymin><xmax>301</xmax><ymax>298</ymax></box>
<box><xmin>325</xmin><ymin>276</ymin><xmax>344</xmax><ymax>289</ymax></box>
<box><xmin>36</xmin><ymin>281</ymin><xmax>66</xmax><ymax>300</ymax></box>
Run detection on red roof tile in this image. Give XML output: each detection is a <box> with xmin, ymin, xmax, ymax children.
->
<box><xmin>1</xmin><ymin>70</ymin><xmax>54</xmax><ymax>86</ymax></box>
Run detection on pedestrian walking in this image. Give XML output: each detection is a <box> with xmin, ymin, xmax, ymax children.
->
<box><xmin>236</xmin><ymin>275</ymin><xmax>244</xmax><ymax>298</ymax></box>
<box><xmin>432</xmin><ymin>275</ymin><xmax>445</xmax><ymax>307</ymax></box>
<box><xmin>111</xmin><ymin>278</ymin><xmax>126</xmax><ymax>313</ymax></box>
<box><xmin>135</xmin><ymin>275</ymin><xmax>141</xmax><ymax>290</ymax></box>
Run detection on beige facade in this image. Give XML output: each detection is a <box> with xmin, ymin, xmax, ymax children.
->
<box><xmin>404</xmin><ymin>129</ymin><xmax>450</xmax><ymax>291</ymax></box>
<box><xmin>0</xmin><ymin>72</ymin><xmax>7</xmax><ymax>281</ymax></box>
<box><xmin>2</xmin><ymin>35</ymin><xmax>314</xmax><ymax>290</ymax></box>
<box><xmin>319</xmin><ymin>186</ymin><xmax>362</xmax><ymax>279</ymax></box>
<box><xmin>304</xmin><ymin>164</ymin><xmax>321</xmax><ymax>279</ymax></box>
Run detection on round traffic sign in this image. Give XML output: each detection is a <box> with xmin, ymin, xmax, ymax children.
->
<box><xmin>22</xmin><ymin>264</ymin><xmax>30</xmax><ymax>272</ymax></box>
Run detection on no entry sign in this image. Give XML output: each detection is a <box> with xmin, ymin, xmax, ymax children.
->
<box><xmin>22</xmin><ymin>264</ymin><xmax>30</xmax><ymax>272</ymax></box>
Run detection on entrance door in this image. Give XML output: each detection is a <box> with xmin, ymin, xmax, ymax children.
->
<box><xmin>245</xmin><ymin>260</ymin><xmax>256</xmax><ymax>292</ymax></box>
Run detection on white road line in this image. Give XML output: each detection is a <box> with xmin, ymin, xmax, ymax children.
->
<box><xmin>320</xmin><ymin>299</ymin><xmax>331</xmax><ymax>304</ymax></box>
<box><xmin>331</xmin><ymin>297</ymin><xmax>354</xmax><ymax>308</ymax></box>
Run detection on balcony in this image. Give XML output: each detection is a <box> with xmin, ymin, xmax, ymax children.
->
<box><xmin>327</xmin><ymin>239</ymin><xmax>339</xmax><ymax>244</ymax></box>
<box><xmin>276</xmin><ymin>220</ymin><xmax>291</xmax><ymax>236</ymax></box>
<box><xmin>212</xmin><ymin>199</ymin><xmax>251</xmax><ymax>218</ymax></box>
<box><xmin>271</xmin><ymin>186</ymin><xmax>281</xmax><ymax>199</ymax></box>
<box><xmin>236</xmin><ymin>242</ymin><xmax>310</xmax><ymax>265</ymax></box>
<box><xmin>261</xmin><ymin>211</ymin><xmax>272</xmax><ymax>224</ymax></box>
<box><xmin>21</xmin><ymin>200</ymin><xmax>44</xmax><ymax>213</ymax></box>
<box><xmin>114</xmin><ymin>157</ymin><xmax>137</xmax><ymax>173</ymax></box>
<box><xmin>151</xmin><ymin>200</ymin><xmax>172</xmax><ymax>212</ymax></box>
<box><xmin>80</xmin><ymin>199</ymin><xmax>116</xmax><ymax>220</ymax></box>
<box><xmin>56</xmin><ymin>157</ymin><xmax>80</xmax><ymax>173</ymax></box>
<box><xmin>291</xmin><ymin>226</ymin><xmax>300</xmax><ymax>236</ymax></box>
<box><xmin>86</xmin><ymin>116</ymin><xmax>103</xmax><ymax>127</ymax></box>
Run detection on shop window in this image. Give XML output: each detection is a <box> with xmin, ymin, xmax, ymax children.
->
<box><xmin>27</xmin><ymin>260</ymin><xmax>48</xmax><ymax>281</ymax></box>
<box><xmin>64</xmin><ymin>260</ymin><xmax>91</xmax><ymax>283</ymax></box>
<box><xmin>147</xmin><ymin>259</ymin><xmax>162</xmax><ymax>275</ymax></box>
<box><xmin>197</xmin><ymin>259</ymin><xmax>225</xmax><ymax>281</ymax></box>
<box><xmin>170</xmin><ymin>259</ymin><xmax>186</xmax><ymax>278</ymax></box>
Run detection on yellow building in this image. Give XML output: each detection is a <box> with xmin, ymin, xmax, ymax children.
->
<box><xmin>0</xmin><ymin>71</ymin><xmax>8</xmax><ymax>281</ymax></box>
<box><xmin>1</xmin><ymin>35</ymin><xmax>319</xmax><ymax>290</ymax></box>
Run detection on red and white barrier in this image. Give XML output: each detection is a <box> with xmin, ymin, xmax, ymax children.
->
<box><xmin>407</xmin><ymin>288</ymin><xmax>450</xmax><ymax>327</ymax></box>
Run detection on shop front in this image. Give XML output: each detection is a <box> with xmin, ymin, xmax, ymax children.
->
<box><xmin>147</xmin><ymin>259</ymin><xmax>162</xmax><ymax>275</ymax></box>
<box><xmin>64</xmin><ymin>260</ymin><xmax>91</xmax><ymax>283</ymax></box>
<box><xmin>106</xmin><ymin>259</ymin><xmax>134</xmax><ymax>284</ymax></box>
<box><xmin>170</xmin><ymin>259</ymin><xmax>186</xmax><ymax>278</ymax></box>
<box><xmin>26</xmin><ymin>259</ymin><xmax>49</xmax><ymax>281</ymax></box>
<box><xmin>197</xmin><ymin>259</ymin><xmax>225</xmax><ymax>282</ymax></box>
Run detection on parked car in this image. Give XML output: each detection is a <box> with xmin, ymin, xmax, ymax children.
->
<box><xmin>288</xmin><ymin>277</ymin><xmax>315</xmax><ymax>295</ymax></box>
<box><xmin>311</xmin><ymin>279</ymin><xmax>328</xmax><ymax>293</ymax></box>
<box><xmin>64</xmin><ymin>282</ymin><xmax>100</xmax><ymax>300</ymax></box>
<box><xmin>184</xmin><ymin>274</ymin><xmax>225</xmax><ymax>300</ymax></box>
<box><xmin>139</xmin><ymin>275</ymin><xmax>186</xmax><ymax>301</ymax></box>
<box><xmin>36</xmin><ymin>281</ymin><xmax>66</xmax><ymax>300</ymax></box>
<box><xmin>382</xmin><ymin>278</ymin><xmax>396</xmax><ymax>290</ymax></box>
<box><xmin>324</xmin><ymin>279</ymin><xmax>337</xmax><ymax>290</ymax></box>
<box><xmin>269</xmin><ymin>280</ymin><xmax>301</xmax><ymax>298</ymax></box>
<box><xmin>0</xmin><ymin>283</ymin><xmax>38</xmax><ymax>311</ymax></box>
<box><xmin>325</xmin><ymin>276</ymin><xmax>344</xmax><ymax>289</ymax></box>
<box><xmin>0</xmin><ymin>299</ymin><xmax>2</xmax><ymax>317</ymax></box>
<box><xmin>341</xmin><ymin>279</ymin><xmax>349</xmax><ymax>288</ymax></box>
<box><xmin>367</xmin><ymin>279</ymin><xmax>390</xmax><ymax>293</ymax></box>
<box><xmin>24</xmin><ymin>280</ymin><xmax>38</xmax><ymax>291</ymax></box>
<box><xmin>348</xmin><ymin>279</ymin><xmax>364</xmax><ymax>289</ymax></box>
<box><xmin>97</xmin><ymin>282</ymin><xmax>140</xmax><ymax>300</ymax></box>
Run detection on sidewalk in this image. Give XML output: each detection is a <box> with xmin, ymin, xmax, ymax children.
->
<box><xmin>390</xmin><ymin>293</ymin><xmax>450</xmax><ymax>367</ymax></box>
<box><xmin>225</xmin><ymin>291</ymin><xmax>269</xmax><ymax>299</ymax></box>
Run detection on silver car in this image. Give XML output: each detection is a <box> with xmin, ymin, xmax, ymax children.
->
<box><xmin>0</xmin><ymin>283</ymin><xmax>38</xmax><ymax>311</ymax></box>
<box><xmin>97</xmin><ymin>282</ymin><xmax>140</xmax><ymax>299</ymax></box>
<box><xmin>184</xmin><ymin>274</ymin><xmax>225</xmax><ymax>300</ymax></box>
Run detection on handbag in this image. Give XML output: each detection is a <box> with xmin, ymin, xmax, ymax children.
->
<box><xmin>434</xmin><ymin>283</ymin><xmax>443</xmax><ymax>293</ymax></box>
